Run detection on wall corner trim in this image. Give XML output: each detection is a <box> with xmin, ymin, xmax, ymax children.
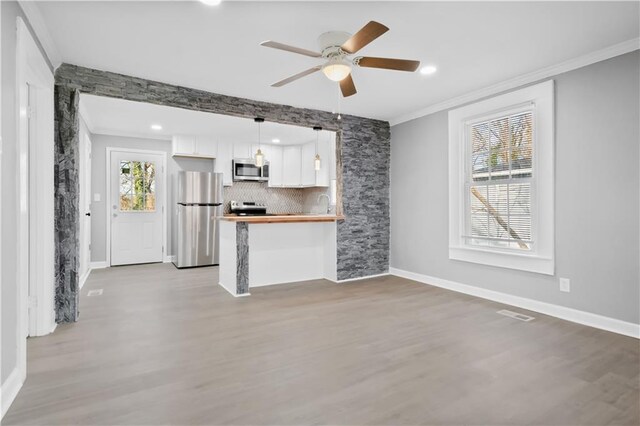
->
<box><xmin>1</xmin><ymin>367</ymin><xmax>25</xmax><ymax>420</ymax></box>
<box><xmin>389</xmin><ymin>267</ymin><xmax>640</xmax><ymax>339</ymax></box>
<box><xmin>389</xmin><ymin>38</ymin><xmax>640</xmax><ymax>126</ymax></box>
<box><xmin>17</xmin><ymin>1</ymin><xmax>62</xmax><ymax>70</ymax></box>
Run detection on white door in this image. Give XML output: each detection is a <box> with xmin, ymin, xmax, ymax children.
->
<box><xmin>79</xmin><ymin>132</ymin><xmax>92</xmax><ymax>280</ymax></box>
<box><xmin>110</xmin><ymin>150</ymin><xmax>165</xmax><ymax>266</ymax></box>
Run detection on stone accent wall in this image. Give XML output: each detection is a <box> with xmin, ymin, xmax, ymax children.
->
<box><xmin>54</xmin><ymin>64</ymin><xmax>390</xmax><ymax>321</ymax></box>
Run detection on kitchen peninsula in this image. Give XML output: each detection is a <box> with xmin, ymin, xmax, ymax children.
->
<box><xmin>219</xmin><ymin>214</ymin><xmax>344</xmax><ymax>296</ymax></box>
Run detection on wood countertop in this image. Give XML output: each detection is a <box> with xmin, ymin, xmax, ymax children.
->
<box><xmin>221</xmin><ymin>214</ymin><xmax>345</xmax><ymax>224</ymax></box>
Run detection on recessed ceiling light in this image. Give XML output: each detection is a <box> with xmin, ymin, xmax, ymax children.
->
<box><xmin>151</xmin><ymin>124</ymin><xmax>162</xmax><ymax>130</ymax></box>
<box><xmin>272</xmin><ymin>138</ymin><xmax>280</xmax><ymax>143</ymax></box>
<box><xmin>199</xmin><ymin>0</ymin><xmax>221</xmax><ymax>5</ymax></box>
<box><xmin>420</xmin><ymin>65</ymin><xmax>437</xmax><ymax>76</ymax></box>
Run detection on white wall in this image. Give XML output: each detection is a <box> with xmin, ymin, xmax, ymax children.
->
<box><xmin>390</xmin><ymin>51</ymin><xmax>640</xmax><ymax>325</ymax></box>
<box><xmin>90</xmin><ymin>134</ymin><xmax>213</xmax><ymax>263</ymax></box>
<box><xmin>1</xmin><ymin>0</ymin><xmax>52</xmax><ymax>386</ymax></box>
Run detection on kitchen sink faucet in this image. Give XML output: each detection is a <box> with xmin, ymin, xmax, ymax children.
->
<box><xmin>317</xmin><ymin>193</ymin><xmax>331</xmax><ymax>214</ymax></box>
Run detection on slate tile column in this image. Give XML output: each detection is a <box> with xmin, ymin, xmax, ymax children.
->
<box><xmin>54</xmin><ymin>85</ymin><xmax>80</xmax><ymax>322</ymax></box>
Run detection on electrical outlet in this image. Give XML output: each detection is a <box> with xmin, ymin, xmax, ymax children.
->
<box><xmin>559</xmin><ymin>278</ymin><xmax>571</xmax><ymax>293</ymax></box>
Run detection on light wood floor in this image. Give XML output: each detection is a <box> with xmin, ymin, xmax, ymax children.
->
<box><xmin>4</xmin><ymin>264</ymin><xmax>639</xmax><ymax>425</ymax></box>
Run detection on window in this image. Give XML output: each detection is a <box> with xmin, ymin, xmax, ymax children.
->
<box><xmin>448</xmin><ymin>81</ymin><xmax>554</xmax><ymax>275</ymax></box>
<box><xmin>119</xmin><ymin>160</ymin><xmax>156</xmax><ymax>212</ymax></box>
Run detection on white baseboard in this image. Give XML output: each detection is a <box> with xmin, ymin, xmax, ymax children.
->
<box><xmin>164</xmin><ymin>255</ymin><xmax>175</xmax><ymax>263</ymax></box>
<box><xmin>79</xmin><ymin>268</ymin><xmax>91</xmax><ymax>290</ymax></box>
<box><xmin>218</xmin><ymin>282</ymin><xmax>251</xmax><ymax>297</ymax></box>
<box><xmin>90</xmin><ymin>261</ymin><xmax>108</xmax><ymax>269</ymax></box>
<box><xmin>390</xmin><ymin>267</ymin><xmax>640</xmax><ymax>339</ymax></box>
<box><xmin>332</xmin><ymin>272</ymin><xmax>390</xmax><ymax>284</ymax></box>
<box><xmin>1</xmin><ymin>367</ymin><xmax>24</xmax><ymax>419</ymax></box>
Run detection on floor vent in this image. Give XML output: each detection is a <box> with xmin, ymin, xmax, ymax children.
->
<box><xmin>497</xmin><ymin>309</ymin><xmax>535</xmax><ymax>322</ymax></box>
<box><xmin>87</xmin><ymin>289</ymin><xmax>104</xmax><ymax>297</ymax></box>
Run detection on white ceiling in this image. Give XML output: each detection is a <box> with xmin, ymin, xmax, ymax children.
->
<box><xmin>80</xmin><ymin>94</ymin><xmax>332</xmax><ymax>144</ymax></box>
<box><xmin>38</xmin><ymin>1</ymin><xmax>639</xmax><ymax>121</ymax></box>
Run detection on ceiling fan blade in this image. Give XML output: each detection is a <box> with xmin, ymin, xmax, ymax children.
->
<box><xmin>340</xmin><ymin>74</ymin><xmax>357</xmax><ymax>97</ymax></box>
<box><xmin>271</xmin><ymin>66</ymin><xmax>322</xmax><ymax>87</ymax></box>
<box><xmin>356</xmin><ymin>57</ymin><xmax>420</xmax><ymax>72</ymax></box>
<box><xmin>260</xmin><ymin>41</ymin><xmax>322</xmax><ymax>58</ymax></box>
<box><xmin>341</xmin><ymin>21</ymin><xmax>389</xmax><ymax>54</ymax></box>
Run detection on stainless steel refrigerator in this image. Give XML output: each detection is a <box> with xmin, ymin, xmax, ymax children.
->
<box><xmin>173</xmin><ymin>171</ymin><xmax>223</xmax><ymax>268</ymax></box>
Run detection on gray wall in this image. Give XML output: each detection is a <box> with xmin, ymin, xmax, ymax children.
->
<box><xmin>90</xmin><ymin>134</ymin><xmax>213</xmax><ymax>263</ymax></box>
<box><xmin>390</xmin><ymin>51</ymin><xmax>640</xmax><ymax>324</ymax></box>
<box><xmin>1</xmin><ymin>1</ymin><xmax>52</xmax><ymax>384</ymax></box>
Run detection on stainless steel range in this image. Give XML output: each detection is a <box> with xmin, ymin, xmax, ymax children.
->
<box><xmin>230</xmin><ymin>201</ymin><xmax>268</xmax><ymax>216</ymax></box>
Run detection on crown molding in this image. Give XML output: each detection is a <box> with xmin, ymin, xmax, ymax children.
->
<box><xmin>18</xmin><ymin>1</ymin><xmax>62</xmax><ymax>70</ymax></box>
<box><xmin>390</xmin><ymin>38</ymin><xmax>640</xmax><ymax>127</ymax></box>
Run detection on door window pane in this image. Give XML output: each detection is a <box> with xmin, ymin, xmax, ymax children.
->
<box><xmin>119</xmin><ymin>160</ymin><xmax>156</xmax><ymax>212</ymax></box>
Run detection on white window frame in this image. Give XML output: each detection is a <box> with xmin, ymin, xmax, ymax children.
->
<box><xmin>448</xmin><ymin>80</ymin><xmax>554</xmax><ymax>275</ymax></box>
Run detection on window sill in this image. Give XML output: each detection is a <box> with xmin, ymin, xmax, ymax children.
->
<box><xmin>449</xmin><ymin>246</ymin><xmax>554</xmax><ymax>275</ymax></box>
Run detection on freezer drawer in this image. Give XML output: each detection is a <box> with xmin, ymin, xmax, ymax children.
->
<box><xmin>174</xmin><ymin>204</ymin><xmax>222</xmax><ymax>268</ymax></box>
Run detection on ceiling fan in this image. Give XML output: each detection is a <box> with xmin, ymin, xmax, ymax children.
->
<box><xmin>261</xmin><ymin>21</ymin><xmax>420</xmax><ymax>97</ymax></box>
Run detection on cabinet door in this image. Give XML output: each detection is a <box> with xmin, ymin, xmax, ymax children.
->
<box><xmin>172</xmin><ymin>135</ymin><xmax>196</xmax><ymax>156</ymax></box>
<box><xmin>233</xmin><ymin>142</ymin><xmax>251</xmax><ymax>159</ymax></box>
<box><xmin>315</xmin><ymin>138</ymin><xmax>330</xmax><ymax>187</ymax></box>
<box><xmin>282</xmin><ymin>146</ymin><xmax>302</xmax><ymax>187</ymax></box>
<box><xmin>196</xmin><ymin>136</ymin><xmax>218</xmax><ymax>158</ymax></box>
<box><xmin>268</xmin><ymin>145</ymin><xmax>283</xmax><ymax>187</ymax></box>
<box><xmin>301</xmin><ymin>142</ymin><xmax>316</xmax><ymax>186</ymax></box>
<box><xmin>214</xmin><ymin>140</ymin><xmax>233</xmax><ymax>186</ymax></box>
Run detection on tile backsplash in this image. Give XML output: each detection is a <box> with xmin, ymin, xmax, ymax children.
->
<box><xmin>223</xmin><ymin>181</ymin><xmax>330</xmax><ymax>214</ymax></box>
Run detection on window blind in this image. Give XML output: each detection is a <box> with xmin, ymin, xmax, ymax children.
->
<box><xmin>467</xmin><ymin>111</ymin><xmax>533</xmax><ymax>250</ymax></box>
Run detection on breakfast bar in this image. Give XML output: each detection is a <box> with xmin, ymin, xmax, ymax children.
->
<box><xmin>218</xmin><ymin>214</ymin><xmax>344</xmax><ymax>296</ymax></box>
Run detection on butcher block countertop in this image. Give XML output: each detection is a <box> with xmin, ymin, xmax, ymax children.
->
<box><xmin>222</xmin><ymin>214</ymin><xmax>345</xmax><ymax>224</ymax></box>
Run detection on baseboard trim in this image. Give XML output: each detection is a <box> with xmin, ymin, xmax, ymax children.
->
<box><xmin>218</xmin><ymin>282</ymin><xmax>251</xmax><ymax>298</ymax></box>
<box><xmin>333</xmin><ymin>272</ymin><xmax>390</xmax><ymax>284</ymax></box>
<box><xmin>1</xmin><ymin>367</ymin><xmax>24</xmax><ymax>419</ymax></box>
<box><xmin>90</xmin><ymin>261</ymin><xmax>108</xmax><ymax>269</ymax></box>
<box><xmin>163</xmin><ymin>255</ymin><xmax>174</xmax><ymax>263</ymax></box>
<box><xmin>79</xmin><ymin>268</ymin><xmax>91</xmax><ymax>290</ymax></box>
<box><xmin>389</xmin><ymin>267</ymin><xmax>640</xmax><ymax>339</ymax></box>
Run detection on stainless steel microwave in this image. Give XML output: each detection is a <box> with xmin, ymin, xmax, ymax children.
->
<box><xmin>232</xmin><ymin>158</ymin><xmax>270</xmax><ymax>182</ymax></box>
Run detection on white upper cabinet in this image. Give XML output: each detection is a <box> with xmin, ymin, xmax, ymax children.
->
<box><xmin>172</xmin><ymin>135</ymin><xmax>218</xmax><ymax>159</ymax></box>
<box><xmin>282</xmin><ymin>146</ymin><xmax>302</xmax><ymax>187</ymax></box>
<box><xmin>214</xmin><ymin>140</ymin><xmax>233</xmax><ymax>186</ymax></box>
<box><xmin>268</xmin><ymin>145</ymin><xmax>283</xmax><ymax>187</ymax></box>
<box><xmin>233</xmin><ymin>141</ymin><xmax>252</xmax><ymax>159</ymax></box>
<box><xmin>197</xmin><ymin>136</ymin><xmax>218</xmax><ymax>158</ymax></box>
<box><xmin>315</xmin><ymin>138</ymin><xmax>331</xmax><ymax>187</ymax></box>
<box><xmin>301</xmin><ymin>142</ymin><xmax>316</xmax><ymax>186</ymax></box>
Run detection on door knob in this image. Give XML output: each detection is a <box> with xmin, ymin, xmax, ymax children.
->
<box><xmin>85</xmin><ymin>212</ymin><xmax>91</xmax><ymax>217</ymax></box>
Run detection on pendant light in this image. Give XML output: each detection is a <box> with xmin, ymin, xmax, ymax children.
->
<box><xmin>313</xmin><ymin>126</ymin><xmax>322</xmax><ymax>171</ymax></box>
<box><xmin>254</xmin><ymin>117</ymin><xmax>265</xmax><ymax>167</ymax></box>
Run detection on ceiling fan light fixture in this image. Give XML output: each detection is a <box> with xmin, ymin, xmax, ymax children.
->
<box><xmin>322</xmin><ymin>58</ymin><xmax>352</xmax><ymax>82</ymax></box>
